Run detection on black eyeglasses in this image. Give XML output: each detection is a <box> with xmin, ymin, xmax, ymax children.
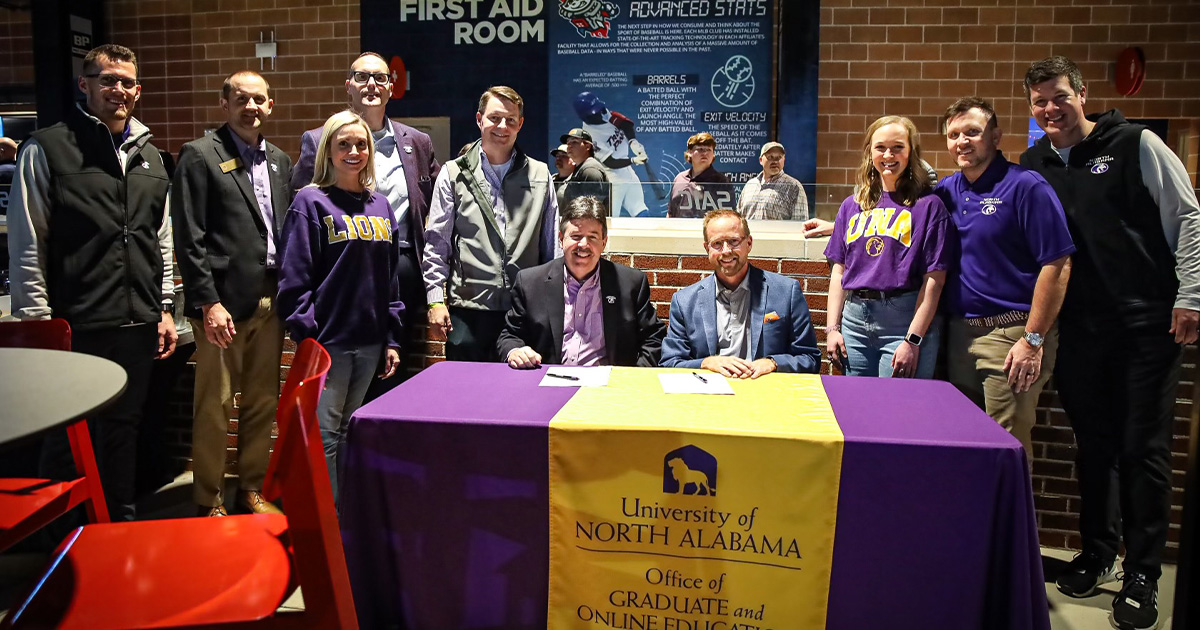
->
<box><xmin>349</xmin><ymin>71</ymin><xmax>391</xmax><ymax>85</ymax></box>
<box><xmin>83</xmin><ymin>73</ymin><xmax>139</xmax><ymax>90</ymax></box>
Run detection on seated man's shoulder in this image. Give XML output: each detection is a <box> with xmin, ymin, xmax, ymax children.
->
<box><xmin>515</xmin><ymin>259</ymin><xmax>557</xmax><ymax>284</ymax></box>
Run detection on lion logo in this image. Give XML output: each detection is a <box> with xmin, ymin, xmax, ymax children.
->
<box><xmin>558</xmin><ymin>0</ymin><xmax>620</xmax><ymax>38</ymax></box>
<box><xmin>662</xmin><ymin>445</ymin><xmax>718</xmax><ymax>496</ymax></box>
<box><xmin>865</xmin><ymin>236</ymin><xmax>885</xmax><ymax>257</ymax></box>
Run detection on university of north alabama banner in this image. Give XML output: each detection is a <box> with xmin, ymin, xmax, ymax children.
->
<box><xmin>548</xmin><ymin>369</ymin><xmax>844</xmax><ymax>630</ymax></box>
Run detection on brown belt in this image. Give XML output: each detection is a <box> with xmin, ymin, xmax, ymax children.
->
<box><xmin>962</xmin><ymin>310</ymin><xmax>1028</xmax><ymax>327</ymax></box>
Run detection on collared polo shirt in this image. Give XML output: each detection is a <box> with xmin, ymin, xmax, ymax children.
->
<box><xmin>935</xmin><ymin>152</ymin><xmax>1075</xmax><ymax>319</ymax></box>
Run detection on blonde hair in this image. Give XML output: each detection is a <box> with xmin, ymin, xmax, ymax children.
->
<box><xmin>853</xmin><ymin>115</ymin><xmax>931</xmax><ymax>212</ymax></box>
<box><xmin>311</xmin><ymin>110</ymin><xmax>376</xmax><ymax>190</ymax></box>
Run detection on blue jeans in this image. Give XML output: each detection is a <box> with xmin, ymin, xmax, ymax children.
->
<box><xmin>318</xmin><ymin>344</ymin><xmax>383</xmax><ymax>503</ymax></box>
<box><xmin>840</xmin><ymin>291</ymin><xmax>941</xmax><ymax>379</ymax></box>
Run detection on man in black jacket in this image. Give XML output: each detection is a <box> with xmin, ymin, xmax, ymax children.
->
<box><xmin>499</xmin><ymin>196</ymin><xmax>664</xmax><ymax>368</ymax></box>
<box><xmin>560</xmin><ymin>128</ymin><xmax>610</xmax><ymax>213</ymax></box>
<box><xmin>7</xmin><ymin>44</ymin><xmax>178</xmax><ymax>521</ymax></box>
<box><xmin>172</xmin><ymin>70</ymin><xmax>293</xmax><ymax>517</ymax></box>
<box><xmin>1021</xmin><ymin>55</ymin><xmax>1200</xmax><ymax>630</ymax></box>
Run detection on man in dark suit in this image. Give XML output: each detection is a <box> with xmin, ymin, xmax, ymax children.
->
<box><xmin>172</xmin><ymin>70</ymin><xmax>292</xmax><ymax>517</ymax></box>
<box><xmin>661</xmin><ymin>209</ymin><xmax>820</xmax><ymax>377</ymax></box>
<box><xmin>498</xmin><ymin>196</ymin><xmax>664</xmax><ymax>368</ymax></box>
<box><xmin>292</xmin><ymin>52</ymin><xmax>439</xmax><ymax>391</ymax></box>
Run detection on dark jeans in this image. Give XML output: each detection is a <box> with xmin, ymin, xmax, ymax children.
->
<box><xmin>1055</xmin><ymin>325</ymin><xmax>1181</xmax><ymax>578</ymax></box>
<box><xmin>39</xmin><ymin>322</ymin><xmax>158</xmax><ymax>523</ymax></box>
<box><xmin>446</xmin><ymin>306</ymin><xmax>506</xmax><ymax>362</ymax></box>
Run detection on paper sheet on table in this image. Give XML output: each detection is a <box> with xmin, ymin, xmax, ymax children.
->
<box><xmin>658</xmin><ymin>372</ymin><xmax>735</xmax><ymax>394</ymax></box>
<box><xmin>538</xmin><ymin>366</ymin><xmax>612</xmax><ymax>387</ymax></box>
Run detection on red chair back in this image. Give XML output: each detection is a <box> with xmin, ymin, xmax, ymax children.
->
<box><xmin>0</xmin><ymin>319</ymin><xmax>110</xmax><ymax>551</ymax></box>
<box><xmin>262</xmin><ymin>340</ymin><xmax>356</xmax><ymax>629</ymax></box>
<box><xmin>0</xmin><ymin>319</ymin><xmax>71</xmax><ymax>351</ymax></box>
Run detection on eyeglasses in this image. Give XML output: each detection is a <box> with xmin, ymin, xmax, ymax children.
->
<box><xmin>84</xmin><ymin>73</ymin><xmax>138</xmax><ymax>90</ymax></box>
<box><xmin>707</xmin><ymin>237</ymin><xmax>745</xmax><ymax>251</ymax></box>
<box><xmin>350</xmin><ymin>71</ymin><xmax>391</xmax><ymax>85</ymax></box>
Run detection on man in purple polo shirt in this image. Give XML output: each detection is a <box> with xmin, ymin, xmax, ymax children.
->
<box><xmin>934</xmin><ymin>96</ymin><xmax>1074</xmax><ymax>459</ymax></box>
<box><xmin>498</xmin><ymin>196</ymin><xmax>665</xmax><ymax>368</ymax></box>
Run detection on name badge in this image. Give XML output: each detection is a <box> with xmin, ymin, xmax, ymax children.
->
<box><xmin>219</xmin><ymin>157</ymin><xmax>243</xmax><ymax>174</ymax></box>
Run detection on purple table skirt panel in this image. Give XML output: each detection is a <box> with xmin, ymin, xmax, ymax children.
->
<box><xmin>339</xmin><ymin>362</ymin><xmax>1050</xmax><ymax>630</ymax></box>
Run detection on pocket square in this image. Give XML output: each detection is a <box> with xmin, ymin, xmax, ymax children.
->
<box><xmin>764</xmin><ymin>311</ymin><xmax>780</xmax><ymax>323</ymax></box>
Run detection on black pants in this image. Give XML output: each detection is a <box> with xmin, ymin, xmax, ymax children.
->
<box><xmin>39</xmin><ymin>322</ymin><xmax>158</xmax><ymax>523</ymax></box>
<box><xmin>446</xmin><ymin>306</ymin><xmax>506</xmax><ymax>362</ymax></box>
<box><xmin>365</xmin><ymin>248</ymin><xmax>421</xmax><ymax>403</ymax></box>
<box><xmin>1055</xmin><ymin>325</ymin><xmax>1181</xmax><ymax>578</ymax></box>
<box><xmin>136</xmin><ymin>340</ymin><xmax>194</xmax><ymax>497</ymax></box>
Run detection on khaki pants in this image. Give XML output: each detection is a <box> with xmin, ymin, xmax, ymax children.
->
<box><xmin>190</xmin><ymin>294</ymin><xmax>284</xmax><ymax>507</ymax></box>
<box><xmin>947</xmin><ymin>318</ymin><xmax>1058</xmax><ymax>458</ymax></box>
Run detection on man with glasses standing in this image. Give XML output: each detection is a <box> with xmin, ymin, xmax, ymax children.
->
<box><xmin>7</xmin><ymin>44</ymin><xmax>178</xmax><ymax>521</ymax></box>
<box><xmin>660</xmin><ymin>209</ymin><xmax>820</xmax><ymax>377</ymax></box>
<box><xmin>293</xmin><ymin>52</ymin><xmax>439</xmax><ymax>389</ymax></box>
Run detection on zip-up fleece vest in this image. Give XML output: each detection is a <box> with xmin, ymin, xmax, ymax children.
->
<box><xmin>32</xmin><ymin>109</ymin><xmax>169</xmax><ymax>330</ymax></box>
<box><xmin>1022</xmin><ymin>111</ymin><xmax>1177</xmax><ymax>331</ymax></box>
<box><xmin>445</xmin><ymin>146</ymin><xmax>550</xmax><ymax>311</ymax></box>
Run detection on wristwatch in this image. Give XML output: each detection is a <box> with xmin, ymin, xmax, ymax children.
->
<box><xmin>160</xmin><ymin>301</ymin><xmax>174</xmax><ymax>314</ymax></box>
<box><xmin>1023</xmin><ymin>331</ymin><xmax>1044</xmax><ymax>348</ymax></box>
<box><xmin>904</xmin><ymin>332</ymin><xmax>923</xmax><ymax>347</ymax></box>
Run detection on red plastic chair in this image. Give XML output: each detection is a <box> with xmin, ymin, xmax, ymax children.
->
<box><xmin>0</xmin><ymin>339</ymin><xmax>356</xmax><ymax>630</ymax></box>
<box><xmin>0</xmin><ymin>319</ymin><xmax>110</xmax><ymax>552</ymax></box>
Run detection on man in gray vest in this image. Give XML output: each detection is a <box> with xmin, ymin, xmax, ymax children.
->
<box><xmin>422</xmin><ymin>86</ymin><xmax>560</xmax><ymax>361</ymax></box>
<box><xmin>7</xmin><ymin>44</ymin><xmax>177</xmax><ymax>521</ymax></box>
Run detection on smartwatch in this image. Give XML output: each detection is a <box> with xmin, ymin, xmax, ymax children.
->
<box><xmin>904</xmin><ymin>332</ymin><xmax>923</xmax><ymax>347</ymax></box>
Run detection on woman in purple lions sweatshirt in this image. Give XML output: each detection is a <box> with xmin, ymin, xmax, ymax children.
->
<box><xmin>278</xmin><ymin>110</ymin><xmax>403</xmax><ymax>501</ymax></box>
<box><xmin>823</xmin><ymin>116</ymin><xmax>950</xmax><ymax>379</ymax></box>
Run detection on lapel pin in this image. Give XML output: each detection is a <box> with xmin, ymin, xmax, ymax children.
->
<box><xmin>141</xmin><ymin>162</ymin><xmax>150</xmax><ymax>169</ymax></box>
<box><xmin>270</xmin><ymin>163</ymin><xmax>278</xmax><ymax>172</ymax></box>
<box><xmin>606</xmin><ymin>296</ymin><xmax>616</xmax><ymax>304</ymax></box>
<box><xmin>403</xmin><ymin>145</ymin><xmax>413</xmax><ymax>154</ymax></box>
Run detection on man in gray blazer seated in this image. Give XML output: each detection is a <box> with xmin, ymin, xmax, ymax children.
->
<box><xmin>661</xmin><ymin>209</ymin><xmax>820</xmax><ymax>377</ymax></box>
<box><xmin>498</xmin><ymin>196</ymin><xmax>665</xmax><ymax>368</ymax></box>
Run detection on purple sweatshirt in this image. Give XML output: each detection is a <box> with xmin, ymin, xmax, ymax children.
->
<box><xmin>278</xmin><ymin>185</ymin><xmax>404</xmax><ymax>349</ymax></box>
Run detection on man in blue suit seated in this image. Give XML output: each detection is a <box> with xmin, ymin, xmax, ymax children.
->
<box><xmin>661</xmin><ymin>209</ymin><xmax>821</xmax><ymax>378</ymax></box>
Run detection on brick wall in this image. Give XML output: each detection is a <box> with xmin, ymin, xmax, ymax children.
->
<box><xmin>0</xmin><ymin>8</ymin><xmax>32</xmax><ymax>91</ymax></box>
<box><xmin>1</xmin><ymin>0</ymin><xmax>1197</xmax><ymax>558</ymax></box>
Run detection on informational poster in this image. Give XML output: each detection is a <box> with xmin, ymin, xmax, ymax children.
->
<box><xmin>361</xmin><ymin>0</ymin><xmax>818</xmax><ymax>218</ymax></box>
<box><xmin>548</xmin><ymin>1</ymin><xmax>772</xmax><ymax>217</ymax></box>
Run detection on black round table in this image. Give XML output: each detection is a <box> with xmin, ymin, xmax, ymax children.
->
<box><xmin>0</xmin><ymin>348</ymin><xmax>128</xmax><ymax>445</ymax></box>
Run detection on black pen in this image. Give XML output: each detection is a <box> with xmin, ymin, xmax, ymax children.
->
<box><xmin>547</xmin><ymin>372</ymin><xmax>580</xmax><ymax>381</ymax></box>
<box><xmin>692</xmin><ymin>372</ymin><xmax>708</xmax><ymax>384</ymax></box>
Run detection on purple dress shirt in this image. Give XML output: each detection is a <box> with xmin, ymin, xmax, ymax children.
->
<box><xmin>561</xmin><ymin>268</ymin><xmax>606</xmax><ymax>366</ymax></box>
<box><xmin>230</xmin><ymin>132</ymin><xmax>277</xmax><ymax>267</ymax></box>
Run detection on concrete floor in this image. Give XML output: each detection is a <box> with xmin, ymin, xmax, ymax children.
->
<box><xmin>0</xmin><ymin>472</ymin><xmax>1180</xmax><ymax>628</ymax></box>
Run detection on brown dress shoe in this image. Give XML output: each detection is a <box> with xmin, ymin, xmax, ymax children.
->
<box><xmin>238</xmin><ymin>490</ymin><xmax>283</xmax><ymax>515</ymax></box>
<box><xmin>199</xmin><ymin>504</ymin><xmax>228</xmax><ymax>517</ymax></box>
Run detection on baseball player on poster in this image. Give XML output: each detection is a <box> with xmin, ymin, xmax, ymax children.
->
<box><xmin>573</xmin><ymin>91</ymin><xmax>667</xmax><ymax>217</ymax></box>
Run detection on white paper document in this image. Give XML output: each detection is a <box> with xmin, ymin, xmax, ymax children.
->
<box><xmin>658</xmin><ymin>372</ymin><xmax>735</xmax><ymax>395</ymax></box>
<box><xmin>538</xmin><ymin>366</ymin><xmax>613</xmax><ymax>387</ymax></box>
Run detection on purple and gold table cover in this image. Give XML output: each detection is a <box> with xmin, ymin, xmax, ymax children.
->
<box><xmin>340</xmin><ymin>361</ymin><xmax>1049</xmax><ymax>630</ymax></box>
